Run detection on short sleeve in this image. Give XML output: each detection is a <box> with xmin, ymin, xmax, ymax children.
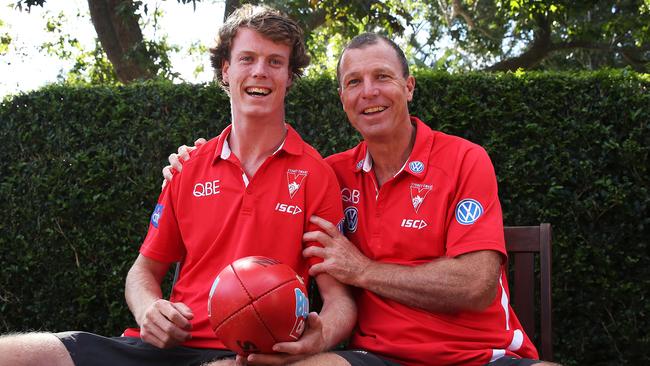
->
<box><xmin>304</xmin><ymin>163</ymin><xmax>344</xmax><ymax>266</ymax></box>
<box><xmin>139</xmin><ymin>181</ymin><xmax>185</xmax><ymax>263</ymax></box>
<box><xmin>445</xmin><ymin>146</ymin><xmax>506</xmax><ymax>258</ymax></box>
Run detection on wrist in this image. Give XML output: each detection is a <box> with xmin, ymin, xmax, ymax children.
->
<box><xmin>353</xmin><ymin>258</ymin><xmax>374</xmax><ymax>288</ymax></box>
<box><xmin>135</xmin><ymin>297</ymin><xmax>162</xmax><ymax>327</ymax></box>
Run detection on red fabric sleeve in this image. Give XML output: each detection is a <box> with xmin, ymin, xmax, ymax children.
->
<box><xmin>445</xmin><ymin>145</ymin><xmax>506</xmax><ymax>259</ymax></box>
<box><xmin>139</xmin><ymin>177</ymin><xmax>185</xmax><ymax>263</ymax></box>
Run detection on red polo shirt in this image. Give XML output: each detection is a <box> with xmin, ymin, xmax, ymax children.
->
<box><xmin>124</xmin><ymin>124</ymin><xmax>343</xmax><ymax>349</ymax></box>
<box><xmin>326</xmin><ymin>117</ymin><xmax>538</xmax><ymax>366</ymax></box>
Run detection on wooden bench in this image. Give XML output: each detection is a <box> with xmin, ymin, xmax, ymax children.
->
<box><xmin>505</xmin><ymin>224</ymin><xmax>553</xmax><ymax>361</ymax></box>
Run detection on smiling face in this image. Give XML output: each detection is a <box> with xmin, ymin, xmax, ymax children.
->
<box><xmin>222</xmin><ymin>28</ymin><xmax>293</xmax><ymax>121</ymax></box>
<box><xmin>338</xmin><ymin>39</ymin><xmax>415</xmax><ymax>142</ymax></box>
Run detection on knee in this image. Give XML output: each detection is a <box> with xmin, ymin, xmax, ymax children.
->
<box><xmin>0</xmin><ymin>332</ymin><xmax>73</xmax><ymax>366</ymax></box>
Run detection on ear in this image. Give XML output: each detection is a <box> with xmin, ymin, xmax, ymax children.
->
<box><xmin>406</xmin><ymin>75</ymin><xmax>415</xmax><ymax>102</ymax></box>
<box><xmin>222</xmin><ymin>60</ymin><xmax>231</xmax><ymax>84</ymax></box>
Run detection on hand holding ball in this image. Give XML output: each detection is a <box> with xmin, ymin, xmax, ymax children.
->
<box><xmin>208</xmin><ymin>256</ymin><xmax>309</xmax><ymax>354</ymax></box>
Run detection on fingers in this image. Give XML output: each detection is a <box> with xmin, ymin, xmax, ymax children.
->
<box><xmin>273</xmin><ymin>312</ymin><xmax>323</xmax><ymax>354</ymax></box>
<box><xmin>306</xmin><ymin>311</ymin><xmax>323</xmax><ymax>330</ymax></box>
<box><xmin>142</xmin><ymin>316</ymin><xmax>187</xmax><ymax>349</ymax></box>
<box><xmin>235</xmin><ymin>354</ymin><xmax>247</xmax><ymax>366</ymax></box>
<box><xmin>168</xmin><ymin>152</ymin><xmax>183</xmax><ymax>172</ymax></box>
<box><xmin>140</xmin><ymin>321</ymin><xmax>167</xmax><ymax>348</ymax></box>
<box><xmin>141</xmin><ymin>300</ymin><xmax>192</xmax><ymax>348</ymax></box>
<box><xmin>165</xmin><ymin>140</ymin><xmax>205</xmax><ymax>184</ymax></box>
<box><xmin>177</xmin><ymin>144</ymin><xmax>192</xmax><ymax>159</ymax></box>
<box><xmin>246</xmin><ymin>353</ymin><xmax>298</xmax><ymax>366</ymax></box>
<box><xmin>162</xmin><ymin>165</ymin><xmax>173</xmax><ymax>190</ymax></box>
<box><xmin>308</xmin><ymin>263</ymin><xmax>327</xmax><ymax>277</ymax></box>
<box><xmin>302</xmin><ymin>245</ymin><xmax>326</xmax><ymax>259</ymax></box>
<box><xmin>161</xmin><ymin>302</ymin><xmax>193</xmax><ymax>331</ymax></box>
<box><xmin>168</xmin><ymin>144</ymin><xmax>193</xmax><ymax>172</ymax></box>
<box><xmin>171</xmin><ymin>302</ymin><xmax>194</xmax><ymax>321</ymax></box>
<box><xmin>162</xmin><ymin>165</ymin><xmax>173</xmax><ymax>181</ymax></box>
<box><xmin>251</xmin><ymin>312</ymin><xmax>325</xmax><ymax>364</ymax></box>
<box><xmin>303</xmin><ymin>230</ymin><xmax>333</xmax><ymax>246</ymax></box>
<box><xmin>309</xmin><ymin>215</ymin><xmax>341</xmax><ymax>237</ymax></box>
<box><xmin>272</xmin><ymin>338</ymin><xmax>309</xmax><ymax>355</ymax></box>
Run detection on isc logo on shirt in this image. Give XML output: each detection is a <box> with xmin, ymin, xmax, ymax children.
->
<box><xmin>275</xmin><ymin>203</ymin><xmax>303</xmax><ymax>215</ymax></box>
<box><xmin>401</xmin><ymin>219</ymin><xmax>428</xmax><ymax>229</ymax></box>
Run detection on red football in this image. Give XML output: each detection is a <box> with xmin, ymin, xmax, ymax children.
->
<box><xmin>208</xmin><ymin>256</ymin><xmax>309</xmax><ymax>355</ymax></box>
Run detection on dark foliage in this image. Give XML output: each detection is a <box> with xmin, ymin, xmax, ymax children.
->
<box><xmin>1</xmin><ymin>72</ymin><xmax>648</xmax><ymax>365</ymax></box>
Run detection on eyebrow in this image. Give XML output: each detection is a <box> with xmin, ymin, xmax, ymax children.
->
<box><xmin>373</xmin><ymin>67</ymin><xmax>396</xmax><ymax>75</ymax></box>
<box><xmin>234</xmin><ymin>50</ymin><xmax>288</xmax><ymax>60</ymax></box>
<box><xmin>342</xmin><ymin>66</ymin><xmax>396</xmax><ymax>81</ymax></box>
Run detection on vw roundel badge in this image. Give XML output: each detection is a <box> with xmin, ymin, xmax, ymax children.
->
<box><xmin>344</xmin><ymin>206</ymin><xmax>359</xmax><ymax>233</ymax></box>
<box><xmin>408</xmin><ymin>161</ymin><xmax>424</xmax><ymax>174</ymax></box>
<box><xmin>455</xmin><ymin>199</ymin><xmax>483</xmax><ymax>225</ymax></box>
<box><xmin>355</xmin><ymin>160</ymin><xmax>364</xmax><ymax>170</ymax></box>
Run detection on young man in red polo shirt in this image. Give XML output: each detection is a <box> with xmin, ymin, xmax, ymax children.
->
<box><xmin>0</xmin><ymin>5</ymin><xmax>354</xmax><ymax>366</ymax></box>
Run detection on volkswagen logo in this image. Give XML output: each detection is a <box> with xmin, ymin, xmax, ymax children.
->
<box><xmin>455</xmin><ymin>199</ymin><xmax>483</xmax><ymax>225</ymax></box>
<box><xmin>344</xmin><ymin>206</ymin><xmax>359</xmax><ymax>233</ymax></box>
<box><xmin>408</xmin><ymin>161</ymin><xmax>424</xmax><ymax>173</ymax></box>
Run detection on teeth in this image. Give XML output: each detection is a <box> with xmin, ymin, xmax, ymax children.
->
<box><xmin>363</xmin><ymin>106</ymin><xmax>386</xmax><ymax>114</ymax></box>
<box><xmin>246</xmin><ymin>87</ymin><xmax>271</xmax><ymax>95</ymax></box>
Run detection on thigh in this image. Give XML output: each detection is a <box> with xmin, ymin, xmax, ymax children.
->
<box><xmin>333</xmin><ymin>349</ymin><xmax>402</xmax><ymax>366</ymax></box>
<box><xmin>485</xmin><ymin>356</ymin><xmax>541</xmax><ymax>366</ymax></box>
<box><xmin>55</xmin><ymin>331</ymin><xmax>235</xmax><ymax>366</ymax></box>
<box><xmin>0</xmin><ymin>332</ymin><xmax>74</xmax><ymax>366</ymax></box>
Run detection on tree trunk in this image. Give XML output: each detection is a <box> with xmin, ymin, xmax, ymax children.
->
<box><xmin>87</xmin><ymin>0</ymin><xmax>155</xmax><ymax>83</ymax></box>
<box><xmin>223</xmin><ymin>0</ymin><xmax>241</xmax><ymax>22</ymax></box>
<box><xmin>486</xmin><ymin>14</ymin><xmax>552</xmax><ymax>71</ymax></box>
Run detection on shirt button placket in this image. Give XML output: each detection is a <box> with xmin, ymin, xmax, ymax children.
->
<box><xmin>241</xmin><ymin>185</ymin><xmax>254</xmax><ymax>215</ymax></box>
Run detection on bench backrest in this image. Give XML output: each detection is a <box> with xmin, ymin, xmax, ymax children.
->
<box><xmin>504</xmin><ymin>224</ymin><xmax>553</xmax><ymax>361</ymax></box>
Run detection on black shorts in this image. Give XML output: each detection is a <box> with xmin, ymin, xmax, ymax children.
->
<box><xmin>55</xmin><ymin>331</ymin><xmax>235</xmax><ymax>366</ymax></box>
<box><xmin>334</xmin><ymin>349</ymin><xmax>403</xmax><ymax>366</ymax></box>
<box><xmin>485</xmin><ymin>356</ymin><xmax>541</xmax><ymax>366</ymax></box>
<box><xmin>335</xmin><ymin>349</ymin><xmax>542</xmax><ymax>366</ymax></box>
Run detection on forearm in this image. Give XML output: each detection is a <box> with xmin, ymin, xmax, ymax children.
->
<box><xmin>315</xmin><ymin>274</ymin><xmax>357</xmax><ymax>350</ymax></box>
<box><xmin>354</xmin><ymin>251</ymin><xmax>502</xmax><ymax>313</ymax></box>
<box><xmin>125</xmin><ymin>256</ymin><xmax>168</xmax><ymax>325</ymax></box>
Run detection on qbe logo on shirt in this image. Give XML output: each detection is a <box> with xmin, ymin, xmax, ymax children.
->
<box><xmin>193</xmin><ymin>180</ymin><xmax>220</xmax><ymax>197</ymax></box>
<box><xmin>455</xmin><ymin>199</ymin><xmax>483</xmax><ymax>225</ymax></box>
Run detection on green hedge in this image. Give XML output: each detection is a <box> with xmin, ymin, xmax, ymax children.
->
<box><xmin>1</xmin><ymin>72</ymin><xmax>648</xmax><ymax>365</ymax></box>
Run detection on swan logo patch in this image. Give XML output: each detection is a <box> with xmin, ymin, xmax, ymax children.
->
<box><xmin>287</xmin><ymin>169</ymin><xmax>308</xmax><ymax>199</ymax></box>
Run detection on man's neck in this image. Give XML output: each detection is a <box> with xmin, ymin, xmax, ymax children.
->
<box><xmin>228</xmin><ymin>113</ymin><xmax>287</xmax><ymax>178</ymax></box>
<box><xmin>367</xmin><ymin>120</ymin><xmax>416</xmax><ymax>187</ymax></box>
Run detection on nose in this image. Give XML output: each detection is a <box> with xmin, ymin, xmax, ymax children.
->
<box><xmin>252</xmin><ymin>60</ymin><xmax>268</xmax><ymax>78</ymax></box>
<box><xmin>361</xmin><ymin>79</ymin><xmax>379</xmax><ymax>98</ymax></box>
